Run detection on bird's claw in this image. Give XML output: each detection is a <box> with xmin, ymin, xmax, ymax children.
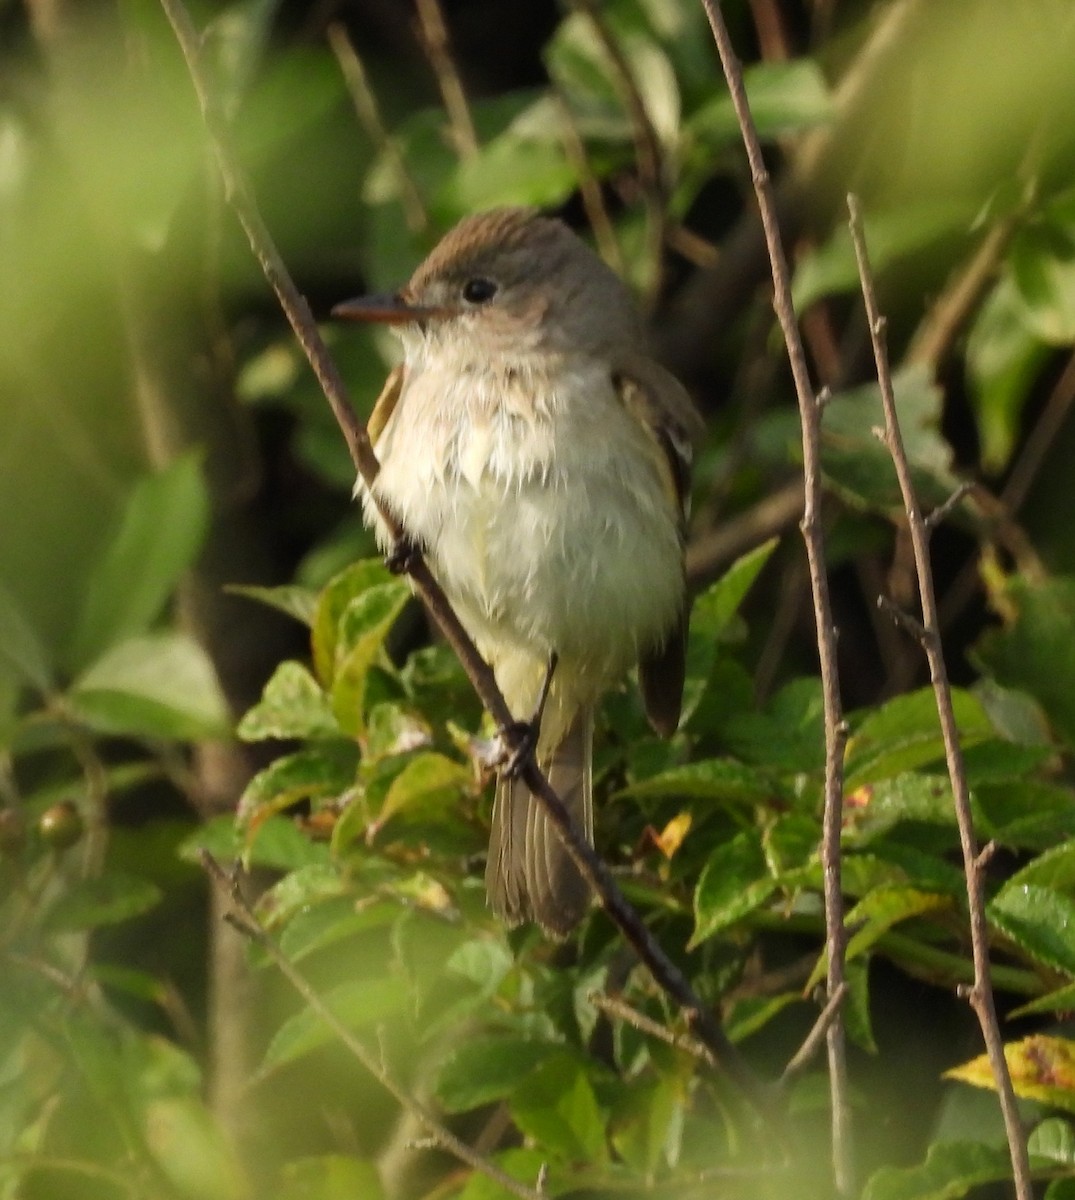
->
<box><xmin>499</xmin><ymin>720</ymin><xmax>539</xmax><ymax>779</ymax></box>
<box><xmin>385</xmin><ymin>535</ymin><xmax>421</xmax><ymax>576</ymax></box>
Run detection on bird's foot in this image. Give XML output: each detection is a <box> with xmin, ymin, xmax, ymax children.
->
<box><xmin>384</xmin><ymin>534</ymin><xmax>421</xmax><ymax>575</ymax></box>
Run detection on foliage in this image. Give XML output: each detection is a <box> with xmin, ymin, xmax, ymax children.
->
<box><xmin>4</xmin><ymin>1</ymin><xmax>1075</xmax><ymax>1199</ymax></box>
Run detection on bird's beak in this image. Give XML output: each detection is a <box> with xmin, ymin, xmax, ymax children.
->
<box><xmin>331</xmin><ymin>293</ymin><xmax>455</xmax><ymax>325</ymax></box>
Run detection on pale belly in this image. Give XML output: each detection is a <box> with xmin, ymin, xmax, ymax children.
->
<box><xmin>363</xmin><ymin>359</ymin><xmax>683</xmax><ymax>715</ymax></box>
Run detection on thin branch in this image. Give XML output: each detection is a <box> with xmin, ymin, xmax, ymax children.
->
<box><xmin>686</xmin><ymin>479</ymin><xmax>804</xmax><ymax>585</ymax></box>
<box><xmin>201</xmin><ymin>853</ymin><xmax>541</xmax><ymax>1200</ymax></box>
<box><xmin>847</xmin><ymin>193</ymin><xmax>1032</xmax><ymax>1200</ymax></box>
<box><xmin>782</xmin><ymin>982</ymin><xmax>849</xmax><ymax>1085</ymax></box>
<box><xmin>327</xmin><ymin>23</ymin><xmax>428</xmax><ymax>233</ymax></box>
<box><xmin>1000</xmin><ymin>348</ymin><xmax>1075</xmax><ymax>516</ymax></box>
<box><xmin>568</xmin><ymin>0</ymin><xmax>666</xmax><ymax>295</ymax></box>
<box><xmin>413</xmin><ymin>0</ymin><xmax>479</xmax><ymax>160</ymax></box>
<box><xmin>551</xmin><ymin>88</ymin><xmax>624</xmax><ymax>275</ymax></box>
<box><xmin>589</xmin><ymin>991</ymin><xmax>717</xmax><ymax>1068</ymax></box>
<box><xmin>700</xmin><ymin>4</ymin><xmax>852</xmax><ymax>1193</ymax></box>
<box><xmin>160</xmin><ymin>0</ymin><xmax>769</xmax><ymax>1114</ymax></box>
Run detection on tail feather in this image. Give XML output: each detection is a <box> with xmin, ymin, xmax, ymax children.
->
<box><xmin>486</xmin><ymin>708</ymin><xmax>593</xmax><ymax>936</ymax></box>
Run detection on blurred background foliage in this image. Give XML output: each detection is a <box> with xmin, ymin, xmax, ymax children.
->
<box><xmin>5</xmin><ymin>0</ymin><xmax>1075</xmax><ymax>1197</ymax></box>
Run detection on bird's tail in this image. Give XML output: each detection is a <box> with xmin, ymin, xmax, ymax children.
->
<box><xmin>485</xmin><ymin>706</ymin><xmax>593</xmax><ymax>937</ymax></box>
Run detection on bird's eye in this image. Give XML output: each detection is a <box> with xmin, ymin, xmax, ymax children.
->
<box><xmin>461</xmin><ymin>277</ymin><xmax>498</xmax><ymax>304</ymax></box>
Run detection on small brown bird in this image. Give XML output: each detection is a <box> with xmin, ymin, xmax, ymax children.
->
<box><xmin>335</xmin><ymin>207</ymin><xmax>703</xmax><ymax>935</ymax></box>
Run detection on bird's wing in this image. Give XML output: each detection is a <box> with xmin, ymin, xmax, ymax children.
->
<box><xmin>368</xmin><ymin>363</ymin><xmax>406</xmax><ymax>450</ymax></box>
<box><xmin>613</xmin><ymin>354</ymin><xmax>704</xmax><ymax>738</ymax></box>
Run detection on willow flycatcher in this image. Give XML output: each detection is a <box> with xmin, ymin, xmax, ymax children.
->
<box><xmin>334</xmin><ymin>207</ymin><xmax>703</xmax><ymax>935</ymax></box>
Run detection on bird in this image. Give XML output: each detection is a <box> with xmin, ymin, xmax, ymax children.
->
<box><xmin>333</xmin><ymin>207</ymin><xmax>703</xmax><ymax>936</ymax></box>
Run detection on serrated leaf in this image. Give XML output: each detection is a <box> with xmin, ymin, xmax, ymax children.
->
<box><xmin>330</xmin><ymin>583</ymin><xmax>411</xmax><ymax>736</ymax></box>
<box><xmin>807</xmin><ymin>886</ymin><xmax>950</xmax><ymax>992</ymax></box>
<box><xmin>311</xmin><ymin>560</ymin><xmax>398</xmax><ymax>686</ymax></box>
<box><xmin>1002</xmin><ymin>840</ymin><xmax>1075</xmax><ymax>895</ymax></box>
<box><xmin>373</xmin><ymin>752</ymin><xmax>471</xmax><ymax>830</ymax></box>
<box><xmin>44</xmin><ymin>872</ymin><xmax>162</xmax><ymax>932</ymax></box>
<box><xmin>258</xmin><ymin>976</ymin><xmax>411</xmax><ymax>1076</ymax></box>
<box><xmin>237</xmin><ymin>662</ymin><xmax>339</xmax><ymax>741</ymax></box>
<box><xmin>238</xmin><ymin>745</ymin><xmax>358</xmax><ymax>824</ymax></box>
<box><xmin>69</xmin><ymin>632</ymin><xmax>230</xmax><ymax>740</ymax></box>
<box><xmin>723</xmin><ymin>676</ymin><xmax>825</xmax><ymax>772</ymax></box>
<box><xmin>843</xmin><ymin>773</ymin><xmax>956</xmax><ymax>844</ymax></box>
<box><xmin>947</xmin><ymin>1035</ymin><xmax>1075</xmax><ymax>1114</ymax></box>
<box><xmin>619</xmin><ymin>757</ymin><xmax>774</xmax><ymax>803</ymax></box>
<box><xmin>436</xmin><ymin>1037</ymin><xmax>554</xmax><ymax>1113</ymax></box>
<box><xmin>69</xmin><ymin>453</ymin><xmax>209</xmax><ymax>671</ymax></box>
<box><xmin>691</xmin><ymin>830</ymin><xmax>775</xmax><ymax>946</ymax></box>
<box><xmin>988</xmin><ymin>883</ymin><xmax>1075</xmax><ymax>976</ymax></box>
<box><xmin>845</xmin><ymin>687</ymin><xmax>992</xmax><ymax>786</ymax></box>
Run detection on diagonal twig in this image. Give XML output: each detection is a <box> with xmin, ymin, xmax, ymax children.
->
<box><xmin>159</xmin><ymin>0</ymin><xmax>769</xmax><ymax>1115</ymax></box>
<box><xmin>700</xmin><ymin>3</ymin><xmax>852</xmax><ymax>1192</ymax></box>
<box><xmin>847</xmin><ymin>192</ymin><xmax>1032</xmax><ymax>1200</ymax></box>
<box><xmin>200</xmin><ymin>853</ymin><xmax>542</xmax><ymax>1200</ymax></box>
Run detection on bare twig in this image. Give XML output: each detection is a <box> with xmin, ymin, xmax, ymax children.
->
<box><xmin>589</xmin><ymin>991</ymin><xmax>716</xmax><ymax>1067</ymax></box>
<box><xmin>782</xmin><ymin>982</ymin><xmax>849</xmax><ymax>1084</ymax></box>
<box><xmin>700</xmin><ymin>4</ymin><xmax>852</xmax><ymax>1192</ymax></box>
<box><xmin>160</xmin><ymin>0</ymin><xmax>768</xmax><ymax>1113</ymax></box>
<box><xmin>413</xmin><ymin>0</ymin><xmax>479</xmax><ymax>160</ymax></box>
<box><xmin>687</xmin><ymin>479</ymin><xmax>804</xmax><ymax>585</ymax></box>
<box><xmin>847</xmin><ymin>193</ymin><xmax>1032</xmax><ymax>1200</ymax></box>
<box><xmin>201</xmin><ymin>853</ymin><xmax>542</xmax><ymax>1200</ymax></box>
<box><xmin>551</xmin><ymin>88</ymin><xmax>624</xmax><ymax>275</ymax></box>
<box><xmin>568</xmin><ymin>0</ymin><xmax>666</xmax><ymax>295</ymax></box>
<box><xmin>1001</xmin><ymin>349</ymin><xmax>1075</xmax><ymax>516</ymax></box>
<box><xmin>327</xmin><ymin>23</ymin><xmax>428</xmax><ymax>233</ymax></box>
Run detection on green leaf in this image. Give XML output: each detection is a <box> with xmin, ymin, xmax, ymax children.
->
<box><xmin>69</xmin><ymin>453</ymin><xmax>209</xmax><ymax>671</ymax></box>
<box><xmin>794</xmin><ymin>200</ymin><xmax>972</xmax><ymax>311</ymax></box>
<box><xmin>258</xmin><ymin>976</ymin><xmax>411</xmax><ymax>1076</ymax></box>
<box><xmin>1030</xmin><ymin>1117</ymin><xmax>1075</xmax><ymax>1166</ymax></box>
<box><xmin>974</xmin><ymin>574</ymin><xmax>1075</xmax><ymax>755</ymax></box>
<box><xmin>1003</xmin><ymin>840</ymin><xmax>1075</xmax><ymax>895</ymax></box>
<box><xmin>1010</xmin><ymin>208</ymin><xmax>1075</xmax><ymax>344</ymax></box>
<box><xmin>330</xmin><ymin>583</ymin><xmax>411</xmax><ymax>736</ymax></box>
<box><xmin>821</xmin><ymin>366</ymin><xmax>958</xmax><ymax>515</ymax></box>
<box><xmin>723</xmin><ymin>676</ymin><xmax>825</xmax><ymax>772</ymax></box>
<box><xmin>447</xmin><ymin>130</ymin><xmax>576</xmax><ymax>212</ymax></box>
<box><xmin>0</xmin><ymin>582</ymin><xmax>53</xmax><ymax>691</ymax></box>
<box><xmin>691</xmin><ymin>830</ymin><xmax>775</xmax><ymax>946</ymax></box>
<box><xmin>510</xmin><ymin>1053</ymin><xmax>608</xmax><ymax>1166</ymax></box>
<box><xmin>373</xmin><ymin>752</ymin><xmax>471</xmax><ymax>829</ymax></box>
<box><xmin>687</xmin><ymin>59</ymin><xmax>832</xmax><ymax>148</ymax></box>
<box><xmin>311</xmin><ymin>559</ymin><xmax>396</xmax><ymax>686</ymax></box>
<box><xmin>226</xmin><ymin>583</ymin><xmax>319</xmax><ymax>627</ymax></box>
<box><xmin>862</xmin><ymin>1140</ymin><xmax>1021</xmax><ymax>1200</ymax></box>
<box><xmin>237</xmin><ymin>662</ymin><xmax>339</xmax><ymax>741</ymax></box>
<box><xmin>143</xmin><ymin>1095</ymin><xmax>248</xmax><ymax>1200</ymax></box>
<box><xmin>44</xmin><ymin>872</ymin><xmax>162</xmax><ymax>932</ymax></box>
<box><xmin>680</xmin><ymin>538</ymin><xmax>777</xmax><ymax>723</ymax></box>
<box><xmin>976</xmin><ymin>780</ymin><xmax>1075</xmax><ymax>851</ymax></box>
<box><xmin>807</xmin><ymin>886</ymin><xmax>950</xmax><ymax>992</ymax></box>
<box><xmin>620</xmin><ymin>757</ymin><xmax>775</xmax><ymax>804</ymax></box>
<box><xmin>988</xmin><ymin>883</ymin><xmax>1075</xmax><ymax>976</ymax></box>
<box><xmin>436</xmin><ymin>1037</ymin><xmax>555</xmax><ymax>1113</ymax></box>
<box><xmin>456</xmin><ymin>1149</ymin><xmax>550</xmax><ymax>1200</ymax></box>
<box><xmin>966</xmin><ymin>276</ymin><xmax>1050</xmax><ymax>472</ymax></box>
<box><xmin>238</xmin><ymin>745</ymin><xmax>358</xmax><ymax>824</ymax></box>
<box><xmin>843</xmin><ymin>772</ymin><xmax>956</xmax><ymax>844</ymax></box>
<box><xmin>278</xmin><ymin>896</ymin><xmax>397</xmax><ymax>963</ymax></box>
<box><xmin>69</xmin><ymin>632</ymin><xmax>230</xmax><ymax>740</ymax></box>
<box><xmin>724</xmin><ymin>992</ymin><xmax>801</xmax><ymax>1044</ymax></box>
<box><xmin>278</xmin><ymin>1156</ymin><xmax>384</xmax><ymax>1200</ymax></box>
<box><xmin>1011</xmin><ymin>981</ymin><xmax>1075</xmax><ymax>1020</ymax></box>
<box><xmin>845</xmin><ymin>686</ymin><xmax>993</xmax><ymax>786</ymax></box>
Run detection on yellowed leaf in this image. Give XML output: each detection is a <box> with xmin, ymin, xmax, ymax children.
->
<box><xmin>946</xmin><ymin>1035</ymin><xmax>1075</xmax><ymax>1113</ymax></box>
